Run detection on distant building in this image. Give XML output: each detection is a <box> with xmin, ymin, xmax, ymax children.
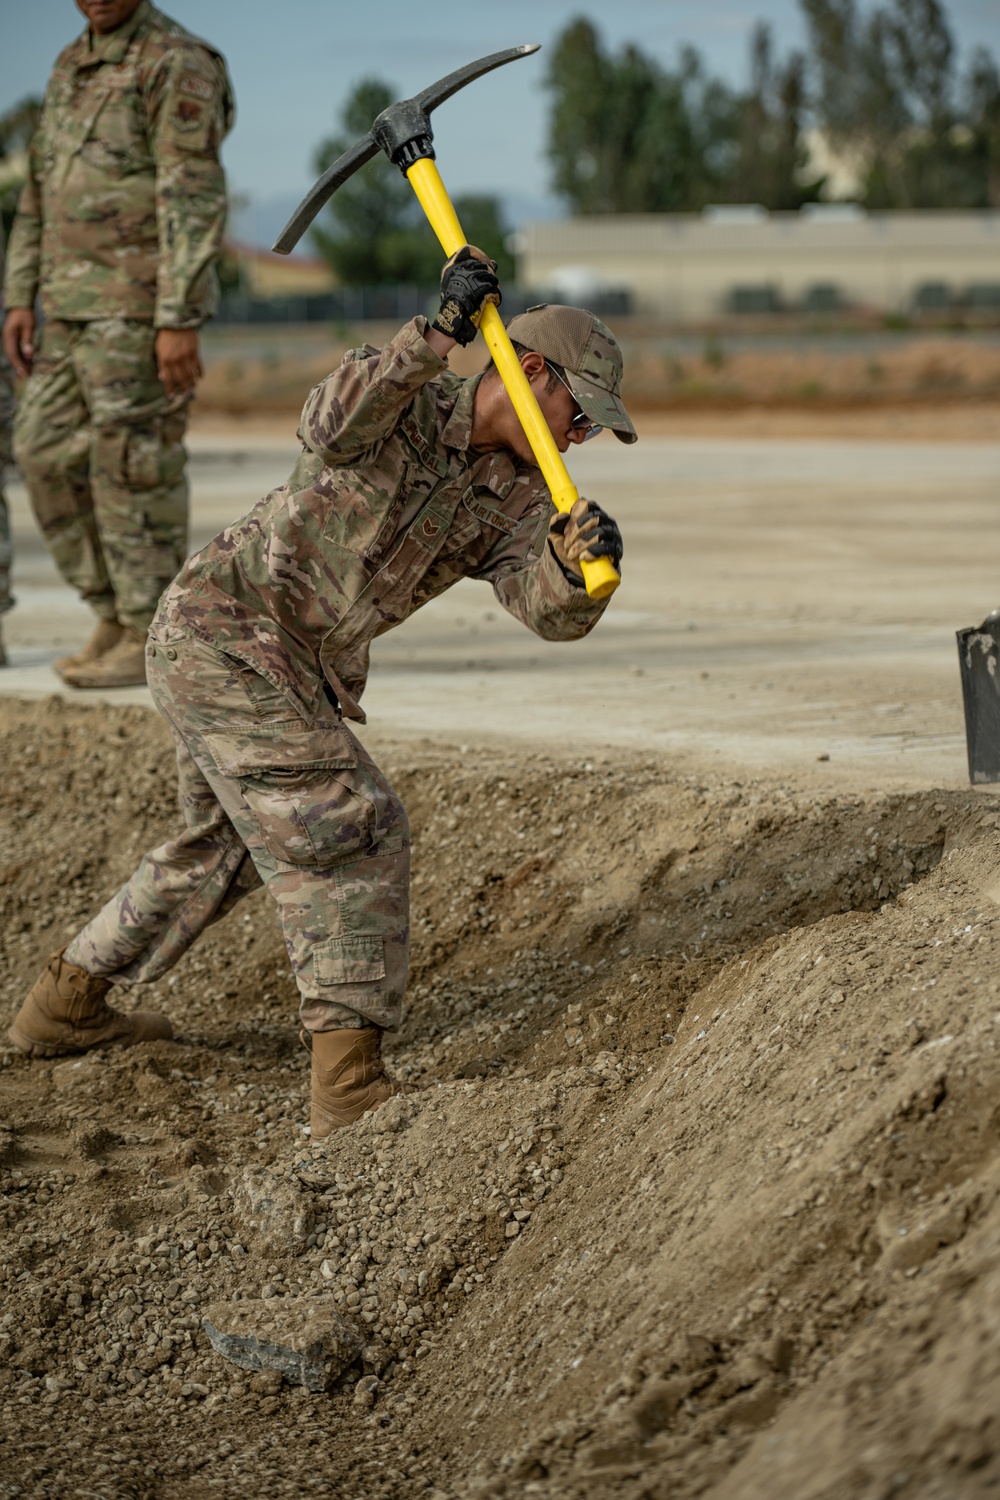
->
<box><xmin>519</xmin><ymin>210</ymin><xmax>1000</xmax><ymax>322</ymax></box>
<box><xmin>227</xmin><ymin>241</ymin><xmax>335</xmax><ymax>298</ymax></box>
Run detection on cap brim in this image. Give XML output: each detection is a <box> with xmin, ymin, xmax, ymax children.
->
<box><xmin>567</xmin><ymin>371</ymin><xmax>637</xmax><ymax>445</ymax></box>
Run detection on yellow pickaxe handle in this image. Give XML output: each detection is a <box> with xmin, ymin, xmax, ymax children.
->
<box><xmin>405</xmin><ymin>156</ymin><xmax>620</xmax><ymax>601</ymax></box>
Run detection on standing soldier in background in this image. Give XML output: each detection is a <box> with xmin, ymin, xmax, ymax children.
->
<box><xmin>2</xmin><ymin>0</ymin><xmax>234</xmax><ymax>689</ymax></box>
<box><xmin>0</xmin><ymin>226</ymin><xmax>14</xmax><ymax>665</ymax></box>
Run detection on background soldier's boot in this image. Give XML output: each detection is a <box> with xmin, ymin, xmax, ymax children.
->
<box><xmin>308</xmin><ymin>1027</ymin><xmax>412</xmax><ymax>1139</ymax></box>
<box><xmin>54</xmin><ymin>619</ymin><xmax>124</xmax><ymax>678</ymax></box>
<box><xmin>9</xmin><ymin>949</ymin><xmax>172</xmax><ymax>1057</ymax></box>
<box><xmin>60</xmin><ymin>626</ymin><xmax>147</xmax><ymax>689</ymax></box>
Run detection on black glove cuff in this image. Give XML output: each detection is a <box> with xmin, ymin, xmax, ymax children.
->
<box><xmin>432</xmin><ymin>299</ymin><xmax>478</xmax><ymax>346</ymax></box>
<box><xmin>547</xmin><ymin>537</ymin><xmax>587</xmax><ymax>588</ymax></box>
<box><xmin>434</xmin><ymin>252</ymin><xmax>501</xmax><ymax>346</ymax></box>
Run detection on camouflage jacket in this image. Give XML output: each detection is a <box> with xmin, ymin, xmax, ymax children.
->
<box><xmin>160</xmin><ymin>318</ymin><xmax>610</xmax><ymax>722</ymax></box>
<box><xmin>3</xmin><ymin>1</ymin><xmax>233</xmax><ymax>327</ymax></box>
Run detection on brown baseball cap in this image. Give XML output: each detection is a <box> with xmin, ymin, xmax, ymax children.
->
<box><xmin>505</xmin><ymin>303</ymin><xmax>637</xmax><ymax>445</ymax></box>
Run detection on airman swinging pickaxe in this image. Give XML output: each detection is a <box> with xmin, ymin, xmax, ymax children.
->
<box><xmin>272</xmin><ymin>45</ymin><xmax>620</xmax><ymax>600</ymax></box>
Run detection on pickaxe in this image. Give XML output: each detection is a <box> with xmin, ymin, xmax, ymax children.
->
<box><xmin>272</xmin><ymin>46</ymin><xmax>620</xmax><ymax>600</ymax></box>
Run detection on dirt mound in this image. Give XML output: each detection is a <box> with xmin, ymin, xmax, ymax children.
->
<box><xmin>197</xmin><ymin>329</ymin><xmax>1000</xmax><ymax>416</ymax></box>
<box><xmin>2</xmin><ymin>697</ymin><xmax>1000</xmax><ymax>1498</ymax></box>
<box><xmin>622</xmin><ymin>334</ymin><xmax>1000</xmax><ymax>410</ymax></box>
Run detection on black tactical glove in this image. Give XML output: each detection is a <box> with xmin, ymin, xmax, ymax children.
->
<box><xmin>548</xmin><ymin>499</ymin><xmax>623</xmax><ymax>586</ymax></box>
<box><xmin>432</xmin><ymin>245</ymin><xmax>501</xmax><ymax>346</ymax></box>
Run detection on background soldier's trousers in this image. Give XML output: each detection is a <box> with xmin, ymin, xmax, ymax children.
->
<box><xmin>13</xmin><ymin>318</ymin><xmax>189</xmax><ymax>632</ymax></box>
<box><xmin>65</xmin><ymin>629</ymin><xmax>411</xmax><ymax>1033</ymax></box>
<box><xmin>0</xmin><ymin>333</ymin><xmax>14</xmax><ymax>620</ymax></box>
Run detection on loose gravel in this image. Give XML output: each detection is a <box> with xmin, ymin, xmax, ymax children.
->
<box><xmin>2</xmin><ymin>698</ymin><xmax>1000</xmax><ymax>1498</ymax></box>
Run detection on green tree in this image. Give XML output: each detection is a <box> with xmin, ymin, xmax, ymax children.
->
<box><xmin>801</xmin><ymin>0</ymin><xmax>1000</xmax><ymax>207</ymax></box>
<box><xmin>967</xmin><ymin>47</ymin><xmax>1000</xmax><ymax>208</ymax></box>
<box><xmin>309</xmin><ymin>79</ymin><xmax>513</xmax><ymax>284</ymax></box>
<box><xmin>729</xmin><ymin>25</ymin><xmax>823</xmax><ymax>208</ymax></box>
<box><xmin>546</xmin><ymin>8</ymin><xmax>1000</xmax><ymax>215</ymax></box>
<box><xmin>800</xmin><ymin>0</ymin><xmax>908</xmax><ymax>160</ymax></box>
<box><xmin>0</xmin><ymin>95</ymin><xmax>42</xmax><ymax>239</ymax></box>
<box><xmin>544</xmin><ymin>18</ymin><xmax>818</xmax><ymax>214</ymax></box>
<box><xmin>546</xmin><ymin>20</ymin><xmax>722</xmax><ymax>212</ymax></box>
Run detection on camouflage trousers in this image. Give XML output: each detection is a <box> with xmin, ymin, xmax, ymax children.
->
<box><xmin>64</xmin><ymin>626</ymin><xmax>410</xmax><ymax>1033</ymax></box>
<box><xmin>0</xmin><ymin>334</ymin><xmax>14</xmax><ymax>616</ymax></box>
<box><xmin>13</xmin><ymin>318</ymin><xmax>189</xmax><ymax>632</ymax></box>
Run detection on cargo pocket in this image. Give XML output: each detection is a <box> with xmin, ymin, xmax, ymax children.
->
<box><xmin>314</xmin><ymin>935</ymin><xmax>386</xmax><ymax>986</ymax></box>
<box><xmin>122</xmin><ymin>425</ymin><xmax>164</xmax><ymax>490</ymax></box>
<box><xmin>118</xmin><ymin>419</ymin><xmax>186</xmax><ymax>492</ymax></box>
<box><xmin>204</xmin><ymin>724</ymin><xmax>379</xmax><ymax>869</ymax></box>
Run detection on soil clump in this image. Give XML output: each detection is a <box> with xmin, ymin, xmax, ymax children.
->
<box><xmin>2</xmin><ymin>697</ymin><xmax>1000</xmax><ymax>1498</ymax></box>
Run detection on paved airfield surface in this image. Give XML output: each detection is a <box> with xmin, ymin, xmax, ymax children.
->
<box><xmin>2</xmin><ymin>419</ymin><xmax>998</xmax><ymax>791</ymax></box>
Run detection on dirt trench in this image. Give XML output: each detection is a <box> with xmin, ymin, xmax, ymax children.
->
<box><xmin>1</xmin><ymin>696</ymin><xmax>1000</xmax><ymax>1499</ymax></box>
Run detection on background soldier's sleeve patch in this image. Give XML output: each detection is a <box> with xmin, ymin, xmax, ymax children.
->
<box><xmin>178</xmin><ymin>72</ymin><xmax>214</xmax><ymax>102</ymax></box>
<box><xmin>158</xmin><ymin>63</ymin><xmax>217</xmax><ymax>151</ymax></box>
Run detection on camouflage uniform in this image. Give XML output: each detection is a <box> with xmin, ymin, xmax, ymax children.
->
<box><xmin>3</xmin><ymin>1</ymin><xmax>233</xmax><ymax>632</ymax></box>
<box><xmin>0</xmin><ymin>230</ymin><xmax>14</xmax><ymax>622</ymax></box>
<box><xmin>65</xmin><ymin>319</ymin><xmax>610</xmax><ymax>1031</ymax></box>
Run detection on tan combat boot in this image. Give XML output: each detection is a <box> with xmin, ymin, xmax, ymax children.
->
<box><xmin>307</xmin><ymin>1027</ymin><xmax>412</xmax><ymax>1140</ymax></box>
<box><xmin>9</xmin><ymin>949</ymin><xmax>172</xmax><ymax>1057</ymax></box>
<box><xmin>59</xmin><ymin>625</ymin><xmax>147</xmax><ymax>689</ymax></box>
<box><xmin>54</xmin><ymin>619</ymin><xmax>124</xmax><ymax>677</ymax></box>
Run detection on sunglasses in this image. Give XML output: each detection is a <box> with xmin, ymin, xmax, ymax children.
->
<box><xmin>548</xmin><ymin>365</ymin><xmax>604</xmax><ymax>441</ymax></box>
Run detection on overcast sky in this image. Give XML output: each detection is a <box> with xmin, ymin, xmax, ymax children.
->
<box><xmin>4</xmin><ymin>0</ymin><xmax>1000</xmax><ymax>247</ymax></box>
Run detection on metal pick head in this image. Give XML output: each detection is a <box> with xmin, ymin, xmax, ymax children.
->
<box><xmin>272</xmin><ymin>44</ymin><xmax>540</xmax><ymax>255</ymax></box>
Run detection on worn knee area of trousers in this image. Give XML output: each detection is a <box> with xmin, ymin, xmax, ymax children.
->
<box><xmin>12</xmin><ymin>319</ymin><xmax>94</xmax><ymax>502</ymax></box>
<box><xmin>146</xmin><ymin>632</ymin><xmax>413</xmax><ymax>1030</ymax></box>
<box><xmin>274</xmin><ymin>824</ymin><xmax>411</xmax><ymax>1034</ymax></box>
<box><xmin>64</xmin><ymin>716</ymin><xmax>259</xmax><ymax>988</ymax></box>
<box><xmin>14</xmin><ymin>403</ymin><xmax>109</xmax><ymax>608</ymax></box>
<box><xmin>13</xmin><ymin>407</ymin><xmax>91</xmax><ymax>505</ymax></box>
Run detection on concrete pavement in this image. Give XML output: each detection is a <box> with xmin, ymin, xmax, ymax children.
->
<box><xmin>1</xmin><ymin>424</ymin><xmax>998</xmax><ymax>791</ymax></box>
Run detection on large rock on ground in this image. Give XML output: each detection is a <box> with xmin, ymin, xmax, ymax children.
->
<box><xmin>202</xmin><ymin>1295</ymin><xmax>364</xmax><ymax>1392</ymax></box>
<box><xmin>230</xmin><ymin>1167</ymin><xmax>314</xmax><ymax>1257</ymax></box>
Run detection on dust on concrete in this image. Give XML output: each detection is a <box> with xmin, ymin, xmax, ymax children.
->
<box><xmin>2</xmin><ymin>695</ymin><xmax>1000</xmax><ymax>1498</ymax></box>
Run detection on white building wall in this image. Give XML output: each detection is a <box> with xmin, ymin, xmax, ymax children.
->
<box><xmin>519</xmin><ymin>212</ymin><xmax>1000</xmax><ymax>320</ymax></box>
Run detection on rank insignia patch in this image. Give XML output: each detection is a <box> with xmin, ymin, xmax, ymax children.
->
<box><xmin>178</xmin><ymin>72</ymin><xmax>214</xmax><ymax>102</ymax></box>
